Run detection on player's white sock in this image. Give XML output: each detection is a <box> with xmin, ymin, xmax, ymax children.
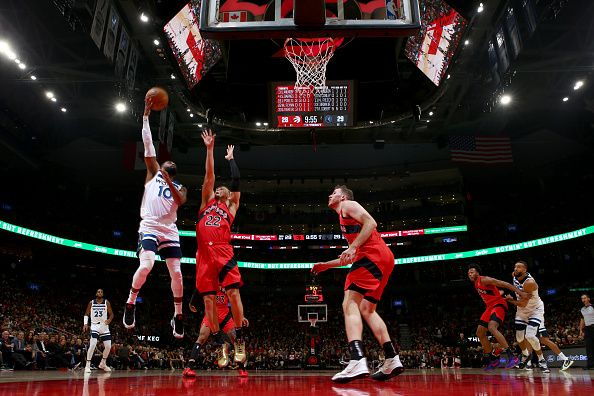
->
<box><xmin>522</xmin><ymin>349</ymin><xmax>529</xmax><ymax>357</ymax></box>
<box><xmin>127</xmin><ymin>289</ymin><xmax>139</xmax><ymax>305</ymax></box>
<box><xmin>558</xmin><ymin>352</ymin><xmax>568</xmax><ymax>360</ymax></box>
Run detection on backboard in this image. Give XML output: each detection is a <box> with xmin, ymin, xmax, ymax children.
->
<box><xmin>298</xmin><ymin>304</ymin><xmax>328</xmax><ymax>323</ymax></box>
<box><xmin>199</xmin><ymin>0</ymin><xmax>421</xmax><ymax>39</ymax></box>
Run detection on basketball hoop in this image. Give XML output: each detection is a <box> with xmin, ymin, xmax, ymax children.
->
<box><xmin>284</xmin><ymin>37</ymin><xmax>336</xmax><ymax>92</ymax></box>
<box><xmin>307</xmin><ymin>313</ymin><xmax>318</xmax><ymax>327</ymax></box>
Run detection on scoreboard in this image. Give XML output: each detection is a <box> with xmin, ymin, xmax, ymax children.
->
<box><xmin>270</xmin><ymin>80</ymin><xmax>355</xmax><ymax>128</ymax></box>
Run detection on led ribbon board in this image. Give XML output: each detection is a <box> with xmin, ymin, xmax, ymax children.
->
<box><xmin>177</xmin><ymin>225</ymin><xmax>469</xmax><ymax>238</ymax></box>
<box><xmin>1</xmin><ymin>219</ymin><xmax>592</xmax><ymax>269</ymax></box>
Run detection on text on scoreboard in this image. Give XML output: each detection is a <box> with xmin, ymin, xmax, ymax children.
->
<box><xmin>270</xmin><ymin>80</ymin><xmax>354</xmax><ymax>128</ymax></box>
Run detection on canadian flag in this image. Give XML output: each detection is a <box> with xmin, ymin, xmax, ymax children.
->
<box><xmin>221</xmin><ymin>11</ymin><xmax>248</xmax><ymax>22</ymax></box>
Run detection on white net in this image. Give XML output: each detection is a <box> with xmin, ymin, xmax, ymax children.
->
<box><xmin>284</xmin><ymin>37</ymin><xmax>336</xmax><ymax>91</ymax></box>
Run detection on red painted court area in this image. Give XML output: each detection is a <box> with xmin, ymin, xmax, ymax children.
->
<box><xmin>0</xmin><ymin>369</ymin><xmax>593</xmax><ymax>396</ymax></box>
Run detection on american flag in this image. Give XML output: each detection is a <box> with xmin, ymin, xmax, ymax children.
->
<box><xmin>449</xmin><ymin>135</ymin><xmax>513</xmax><ymax>164</ymax></box>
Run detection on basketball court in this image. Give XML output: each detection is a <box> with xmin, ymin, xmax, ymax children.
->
<box><xmin>1</xmin><ymin>369</ymin><xmax>593</xmax><ymax>395</ymax></box>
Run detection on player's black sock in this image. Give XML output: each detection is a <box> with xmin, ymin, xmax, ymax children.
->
<box><xmin>382</xmin><ymin>342</ymin><xmax>396</xmax><ymax>359</ymax></box>
<box><xmin>235</xmin><ymin>327</ymin><xmax>243</xmax><ymax>342</ymax></box>
<box><xmin>501</xmin><ymin>348</ymin><xmax>513</xmax><ymax>358</ymax></box>
<box><xmin>213</xmin><ymin>331</ymin><xmax>225</xmax><ymax>345</ymax></box>
<box><xmin>348</xmin><ymin>340</ymin><xmax>365</xmax><ymax>361</ymax></box>
<box><xmin>188</xmin><ymin>342</ymin><xmax>202</xmax><ymax>369</ymax></box>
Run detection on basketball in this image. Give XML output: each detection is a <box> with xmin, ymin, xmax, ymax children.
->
<box><xmin>146</xmin><ymin>87</ymin><xmax>169</xmax><ymax>111</ymax></box>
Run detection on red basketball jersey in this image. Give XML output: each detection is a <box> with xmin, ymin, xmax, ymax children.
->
<box><xmin>474</xmin><ymin>276</ymin><xmax>505</xmax><ymax>306</ymax></box>
<box><xmin>215</xmin><ymin>288</ymin><xmax>230</xmax><ymax>320</ymax></box>
<box><xmin>339</xmin><ymin>211</ymin><xmax>390</xmax><ymax>260</ymax></box>
<box><xmin>196</xmin><ymin>198</ymin><xmax>234</xmax><ymax>244</ymax></box>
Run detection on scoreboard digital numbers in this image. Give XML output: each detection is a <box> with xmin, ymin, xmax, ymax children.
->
<box><xmin>271</xmin><ymin>80</ymin><xmax>354</xmax><ymax>128</ymax></box>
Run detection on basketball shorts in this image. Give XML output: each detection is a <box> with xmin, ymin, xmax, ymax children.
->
<box><xmin>515</xmin><ymin>306</ymin><xmax>547</xmax><ymax>336</ymax></box>
<box><xmin>344</xmin><ymin>248</ymin><xmax>394</xmax><ymax>304</ymax></box>
<box><xmin>137</xmin><ymin>221</ymin><xmax>181</xmax><ymax>259</ymax></box>
<box><xmin>90</xmin><ymin>323</ymin><xmax>111</xmax><ymax>341</ymax></box>
<box><xmin>479</xmin><ymin>303</ymin><xmax>508</xmax><ymax>327</ymax></box>
<box><xmin>196</xmin><ymin>244</ymin><xmax>242</xmax><ymax>295</ymax></box>
<box><xmin>201</xmin><ymin>311</ymin><xmax>234</xmax><ymax>334</ymax></box>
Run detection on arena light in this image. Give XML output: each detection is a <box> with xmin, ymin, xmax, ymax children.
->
<box><xmin>0</xmin><ymin>41</ymin><xmax>9</xmax><ymax>54</ymax></box>
<box><xmin>477</xmin><ymin>3</ymin><xmax>484</xmax><ymax>13</ymax></box>
<box><xmin>197</xmin><ymin>124</ymin><xmax>203</xmax><ymax>127</ymax></box>
<box><xmin>170</xmin><ymin>73</ymin><xmax>176</xmax><ymax>80</ymax></box>
<box><xmin>263</xmin><ymin>122</ymin><xmax>269</xmax><ymax>126</ymax></box>
<box><xmin>573</xmin><ymin>80</ymin><xmax>584</xmax><ymax>90</ymax></box>
<box><xmin>60</xmin><ymin>107</ymin><xmax>67</xmax><ymax>112</ymax></box>
<box><xmin>45</xmin><ymin>91</ymin><xmax>54</xmax><ymax>99</ymax></box>
<box><xmin>153</xmin><ymin>39</ymin><xmax>160</xmax><ymax>46</ymax></box>
<box><xmin>14</xmin><ymin>59</ymin><xmax>20</xmax><ymax>64</ymax></box>
<box><xmin>500</xmin><ymin>95</ymin><xmax>512</xmax><ymax>105</ymax></box>
<box><xmin>429</xmin><ymin>111</ymin><xmax>434</xmax><ymax>116</ymax></box>
<box><xmin>186</xmin><ymin>108</ymin><xmax>190</xmax><ymax>112</ymax></box>
<box><xmin>140</xmin><ymin>13</ymin><xmax>149</xmax><ymax>23</ymax></box>
<box><xmin>0</xmin><ymin>219</ymin><xmax>591</xmax><ymax>268</ymax></box>
<box><xmin>30</xmin><ymin>75</ymin><xmax>37</xmax><ymax>80</ymax></box>
<box><xmin>464</xmin><ymin>40</ymin><xmax>470</xmax><ymax>46</ymax></box>
<box><xmin>5</xmin><ymin>50</ymin><xmax>17</xmax><ymax>60</ymax></box>
<box><xmin>562</xmin><ymin>97</ymin><xmax>569</xmax><ymax>102</ymax></box>
<box><xmin>18</xmin><ymin>63</ymin><xmax>26</xmax><ymax>70</ymax></box>
<box><xmin>189</xmin><ymin>113</ymin><xmax>194</xmax><ymax>118</ymax></box>
<box><xmin>256</xmin><ymin>122</ymin><xmax>262</xmax><ymax>126</ymax></box>
<box><xmin>115</xmin><ymin>102</ymin><xmax>127</xmax><ymax>113</ymax></box>
<box><xmin>50</xmin><ymin>97</ymin><xmax>57</xmax><ymax>102</ymax></box>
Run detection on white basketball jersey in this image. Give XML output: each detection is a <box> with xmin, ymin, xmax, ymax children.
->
<box><xmin>91</xmin><ymin>299</ymin><xmax>108</xmax><ymax>325</ymax></box>
<box><xmin>140</xmin><ymin>170</ymin><xmax>182</xmax><ymax>226</ymax></box>
<box><xmin>513</xmin><ymin>273</ymin><xmax>544</xmax><ymax>314</ymax></box>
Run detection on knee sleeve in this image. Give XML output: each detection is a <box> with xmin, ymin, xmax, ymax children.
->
<box><xmin>132</xmin><ymin>250</ymin><xmax>155</xmax><ymax>289</ymax></box>
<box><xmin>102</xmin><ymin>340</ymin><xmax>111</xmax><ymax>358</ymax></box>
<box><xmin>166</xmin><ymin>258</ymin><xmax>183</xmax><ymax>297</ymax></box>
<box><xmin>525</xmin><ymin>325</ymin><xmax>541</xmax><ymax>351</ymax></box>
<box><xmin>516</xmin><ymin>329</ymin><xmax>526</xmax><ymax>343</ymax></box>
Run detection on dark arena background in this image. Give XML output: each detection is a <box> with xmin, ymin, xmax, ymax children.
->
<box><xmin>1</xmin><ymin>0</ymin><xmax>594</xmax><ymax>395</ymax></box>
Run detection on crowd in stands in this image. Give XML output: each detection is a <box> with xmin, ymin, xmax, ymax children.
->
<box><xmin>1</xmin><ymin>243</ymin><xmax>589</xmax><ymax>373</ymax></box>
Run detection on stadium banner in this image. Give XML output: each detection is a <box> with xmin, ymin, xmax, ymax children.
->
<box><xmin>543</xmin><ymin>347</ymin><xmax>588</xmax><ymax>368</ymax></box>
<box><xmin>1</xmin><ymin>219</ymin><xmax>592</xmax><ymax>270</ymax></box>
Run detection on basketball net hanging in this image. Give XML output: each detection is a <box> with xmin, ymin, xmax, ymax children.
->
<box><xmin>284</xmin><ymin>37</ymin><xmax>336</xmax><ymax>92</ymax></box>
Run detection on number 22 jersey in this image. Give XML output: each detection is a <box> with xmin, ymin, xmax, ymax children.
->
<box><xmin>196</xmin><ymin>198</ymin><xmax>234</xmax><ymax>244</ymax></box>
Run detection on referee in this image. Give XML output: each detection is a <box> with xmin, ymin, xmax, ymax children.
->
<box><xmin>579</xmin><ymin>293</ymin><xmax>594</xmax><ymax>370</ymax></box>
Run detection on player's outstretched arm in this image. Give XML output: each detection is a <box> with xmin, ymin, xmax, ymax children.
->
<box><xmin>142</xmin><ymin>98</ymin><xmax>160</xmax><ymax>184</ymax></box>
<box><xmin>311</xmin><ymin>258</ymin><xmax>343</xmax><ymax>274</ymax></box>
<box><xmin>200</xmin><ymin>129</ymin><xmax>215</xmax><ymax>210</ymax></box>
<box><xmin>483</xmin><ymin>276</ymin><xmax>529</xmax><ymax>300</ymax></box>
<box><xmin>226</xmin><ymin>145</ymin><xmax>241</xmax><ymax>214</ymax></box>
<box><xmin>338</xmin><ymin>201</ymin><xmax>377</xmax><ymax>265</ymax></box>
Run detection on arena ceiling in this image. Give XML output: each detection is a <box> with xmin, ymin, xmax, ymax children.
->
<box><xmin>0</xmin><ymin>0</ymin><xmax>593</xmax><ymax>183</ymax></box>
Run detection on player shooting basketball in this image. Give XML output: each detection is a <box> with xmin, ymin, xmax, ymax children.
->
<box><xmin>123</xmin><ymin>97</ymin><xmax>187</xmax><ymax>339</ymax></box>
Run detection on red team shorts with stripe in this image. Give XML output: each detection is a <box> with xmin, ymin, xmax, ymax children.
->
<box><xmin>479</xmin><ymin>302</ymin><xmax>508</xmax><ymax>327</ymax></box>
<box><xmin>196</xmin><ymin>243</ymin><xmax>242</xmax><ymax>295</ymax></box>
<box><xmin>201</xmin><ymin>312</ymin><xmax>234</xmax><ymax>333</ymax></box>
<box><xmin>344</xmin><ymin>247</ymin><xmax>394</xmax><ymax>303</ymax></box>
